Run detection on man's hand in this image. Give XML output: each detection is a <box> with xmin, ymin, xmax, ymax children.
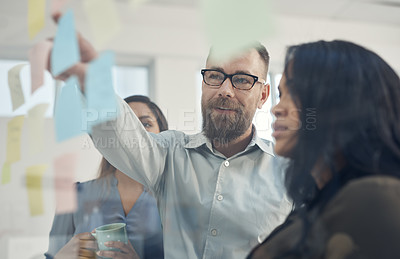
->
<box><xmin>54</xmin><ymin>232</ymin><xmax>97</xmax><ymax>259</ymax></box>
<box><xmin>97</xmin><ymin>241</ymin><xmax>141</xmax><ymax>259</ymax></box>
<box><xmin>47</xmin><ymin>12</ymin><xmax>98</xmax><ymax>91</ymax></box>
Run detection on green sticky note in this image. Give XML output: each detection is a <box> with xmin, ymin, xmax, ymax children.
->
<box><xmin>201</xmin><ymin>0</ymin><xmax>275</xmax><ymax>61</ymax></box>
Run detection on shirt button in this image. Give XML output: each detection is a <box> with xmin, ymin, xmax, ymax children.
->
<box><xmin>217</xmin><ymin>195</ymin><xmax>223</xmax><ymax>201</ymax></box>
<box><xmin>224</xmin><ymin>160</ymin><xmax>229</xmax><ymax>167</ymax></box>
<box><xmin>211</xmin><ymin>229</ymin><xmax>217</xmax><ymax>236</ymax></box>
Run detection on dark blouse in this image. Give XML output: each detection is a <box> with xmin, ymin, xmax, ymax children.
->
<box><xmin>247</xmin><ymin>175</ymin><xmax>400</xmax><ymax>259</ymax></box>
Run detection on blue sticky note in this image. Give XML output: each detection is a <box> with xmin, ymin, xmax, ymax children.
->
<box><xmin>54</xmin><ymin>76</ymin><xmax>85</xmax><ymax>142</ymax></box>
<box><xmin>51</xmin><ymin>9</ymin><xmax>80</xmax><ymax>76</ymax></box>
<box><xmin>85</xmin><ymin>51</ymin><xmax>118</xmax><ymax>132</ymax></box>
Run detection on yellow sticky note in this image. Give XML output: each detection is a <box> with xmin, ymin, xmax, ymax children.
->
<box><xmin>129</xmin><ymin>0</ymin><xmax>148</xmax><ymax>10</ymax></box>
<box><xmin>83</xmin><ymin>0</ymin><xmax>122</xmax><ymax>48</ymax></box>
<box><xmin>8</xmin><ymin>64</ymin><xmax>27</xmax><ymax>111</ymax></box>
<box><xmin>1</xmin><ymin>116</ymin><xmax>25</xmax><ymax>184</ymax></box>
<box><xmin>4</xmin><ymin>115</ymin><xmax>25</xmax><ymax>163</ymax></box>
<box><xmin>27</xmin><ymin>103</ymin><xmax>49</xmax><ymax>156</ymax></box>
<box><xmin>28</xmin><ymin>0</ymin><xmax>46</xmax><ymax>39</ymax></box>
<box><xmin>201</xmin><ymin>0</ymin><xmax>274</xmax><ymax>61</ymax></box>
<box><xmin>26</xmin><ymin>164</ymin><xmax>48</xmax><ymax>216</ymax></box>
<box><xmin>54</xmin><ymin>153</ymin><xmax>77</xmax><ymax>214</ymax></box>
<box><xmin>1</xmin><ymin>163</ymin><xmax>11</xmax><ymax>184</ymax></box>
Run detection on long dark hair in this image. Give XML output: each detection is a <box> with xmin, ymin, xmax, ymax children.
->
<box><xmin>97</xmin><ymin>95</ymin><xmax>168</xmax><ymax>179</ymax></box>
<box><xmin>283</xmin><ymin>40</ymin><xmax>400</xmax><ymax>207</ymax></box>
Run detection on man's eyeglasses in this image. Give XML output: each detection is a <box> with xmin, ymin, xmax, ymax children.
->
<box><xmin>201</xmin><ymin>69</ymin><xmax>267</xmax><ymax>90</ymax></box>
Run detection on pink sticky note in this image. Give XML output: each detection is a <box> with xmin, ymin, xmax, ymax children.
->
<box><xmin>54</xmin><ymin>153</ymin><xmax>78</xmax><ymax>214</ymax></box>
<box><xmin>29</xmin><ymin>40</ymin><xmax>53</xmax><ymax>94</ymax></box>
<box><xmin>51</xmin><ymin>0</ymin><xmax>69</xmax><ymax>14</ymax></box>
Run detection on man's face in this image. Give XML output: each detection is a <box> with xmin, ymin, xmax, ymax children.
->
<box><xmin>201</xmin><ymin>49</ymin><xmax>269</xmax><ymax>144</ymax></box>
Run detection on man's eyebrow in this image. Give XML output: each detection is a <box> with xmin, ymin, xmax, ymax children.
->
<box><xmin>209</xmin><ymin>66</ymin><xmax>224</xmax><ymax>72</ymax></box>
<box><xmin>234</xmin><ymin>70</ymin><xmax>252</xmax><ymax>75</ymax></box>
<box><xmin>209</xmin><ymin>67</ymin><xmax>252</xmax><ymax>75</ymax></box>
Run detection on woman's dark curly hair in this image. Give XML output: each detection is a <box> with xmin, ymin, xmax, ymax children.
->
<box><xmin>282</xmin><ymin>40</ymin><xmax>400</xmax><ymax>207</ymax></box>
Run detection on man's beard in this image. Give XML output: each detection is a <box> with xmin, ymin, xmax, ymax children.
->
<box><xmin>201</xmin><ymin>97</ymin><xmax>253</xmax><ymax>145</ymax></box>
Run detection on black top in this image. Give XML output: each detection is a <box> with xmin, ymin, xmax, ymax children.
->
<box><xmin>247</xmin><ymin>174</ymin><xmax>400</xmax><ymax>259</ymax></box>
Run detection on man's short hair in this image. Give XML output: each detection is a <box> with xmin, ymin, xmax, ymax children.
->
<box><xmin>253</xmin><ymin>41</ymin><xmax>270</xmax><ymax>77</ymax></box>
<box><xmin>207</xmin><ymin>41</ymin><xmax>270</xmax><ymax>78</ymax></box>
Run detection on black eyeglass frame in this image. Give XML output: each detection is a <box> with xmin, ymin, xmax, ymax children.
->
<box><xmin>201</xmin><ymin>69</ymin><xmax>267</xmax><ymax>90</ymax></box>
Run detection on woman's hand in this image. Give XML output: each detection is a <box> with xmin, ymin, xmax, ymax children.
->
<box><xmin>97</xmin><ymin>241</ymin><xmax>140</xmax><ymax>259</ymax></box>
<box><xmin>54</xmin><ymin>232</ymin><xmax>97</xmax><ymax>259</ymax></box>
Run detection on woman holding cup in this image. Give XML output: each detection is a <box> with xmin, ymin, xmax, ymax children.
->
<box><xmin>46</xmin><ymin>95</ymin><xmax>167</xmax><ymax>259</ymax></box>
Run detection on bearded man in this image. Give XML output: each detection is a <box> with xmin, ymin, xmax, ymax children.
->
<box><xmin>49</xmin><ymin>27</ymin><xmax>292</xmax><ymax>258</ymax></box>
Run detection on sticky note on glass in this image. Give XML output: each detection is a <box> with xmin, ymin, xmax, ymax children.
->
<box><xmin>28</xmin><ymin>0</ymin><xmax>46</xmax><ymax>39</ymax></box>
<box><xmin>83</xmin><ymin>0</ymin><xmax>121</xmax><ymax>48</ymax></box>
<box><xmin>54</xmin><ymin>76</ymin><xmax>85</xmax><ymax>142</ymax></box>
<box><xmin>51</xmin><ymin>9</ymin><xmax>80</xmax><ymax>76</ymax></box>
<box><xmin>26</xmin><ymin>164</ymin><xmax>48</xmax><ymax>216</ymax></box>
<box><xmin>130</xmin><ymin>0</ymin><xmax>148</xmax><ymax>10</ymax></box>
<box><xmin>54</xmin><ymin>153</ymin><xmax>77</xmax><ymax>214</ymax></box>
<box><xmin>51</xmin><ymin>0</ymin><xmax>69</xmax><ymax>15</ymax></box>
<box><xmin>29</xmin><ymin>40</ymin><xmax>53</xmax><ymax>94</ymax></box>
<box><xmin>27</xmin><ymin>103</ymin><xmax>49</xmax><ymax>156</ymax></box>
<box><xmin>85</xmin><ymin>51</ymin><xmax>118</xmax><ymax>131</ymax></box>
<box><xmin>8</xmin><ymin>64</ymin><xmax>26</xmax><ymax>111</ymax></box>
<box><xmin>1</xmin><ymin>115</ymin><xmax>25</xmax><ymax>184</ymax></box>
<box><xmin>201</xmin><ymin>0</ymin><xmax>274</xmax><ymax>61</ymax></box>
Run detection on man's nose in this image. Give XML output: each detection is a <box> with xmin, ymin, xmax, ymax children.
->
<box><xmin>217</xmin><ymin>78</ymin><xmax>235</xmax><ymax>98</ymax></box>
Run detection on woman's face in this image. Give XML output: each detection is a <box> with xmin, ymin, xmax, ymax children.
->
<box><xmin>128</xmin><ymin>102</ymin><xmax>161</xmax><ymax>134</ymax></box>
<box><xmin>272</xmin><ymin>74</ymin><xmax>301</xmax><ymax>157</ymax></box>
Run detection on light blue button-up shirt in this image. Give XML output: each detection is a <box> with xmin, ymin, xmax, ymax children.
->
<box><xmin>91</xmin><ymin>97</ymin><xmax>292</xmax><ymax>259</ymax></box>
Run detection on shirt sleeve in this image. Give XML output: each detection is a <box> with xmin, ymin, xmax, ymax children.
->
<box><xmin>44</xmin><ymin>212</ymin><xmax>75</xmax><ymax>259</ymax></box>
<box><xmin>90</xmin><ymin>96</ymin><xmax>169</xmax><ymax>193</ymax></box>
<box><xmin>319</xmin><ymin>176</ymin><xmax>400</xmax><ymax>259</ymax></box>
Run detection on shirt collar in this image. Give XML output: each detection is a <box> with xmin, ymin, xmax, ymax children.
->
<box><xmin>184</xmin><ymin>125</ymin><xmax>275</xmax><ymax>157</ymax></box>
<box><xmin>183</xmin><ymin>132</ymin><xmax>209</xmax><ymax>149</ymax></box>
<box><xmin>248</xmin><ymin>125</ymin><xmax>275</xmax><ymax>156</ymax></box>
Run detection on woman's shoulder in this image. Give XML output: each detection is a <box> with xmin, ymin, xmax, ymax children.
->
<box><xmin>315</xmin><ymin>175</ymin><xmax>400</xmax><ymax>258</ymax></box>
<box><xmin>76</xmin><ymin>179</ymin><xmax>100</xmax><ymax>191</ymax></box>
<box><xmin>76</xmin><ymin>177</ymin><xmax>116</xmax><ymax>196</ymax></box>
<box><xmin>336</xmin><ymin>175</ymin><xmax>400</xmax><ymax>202</ymax></box>
<box><xmin>322</xmin><ymin>175</ymin><xmax>400</xmax><ymax>223</ymax></box>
